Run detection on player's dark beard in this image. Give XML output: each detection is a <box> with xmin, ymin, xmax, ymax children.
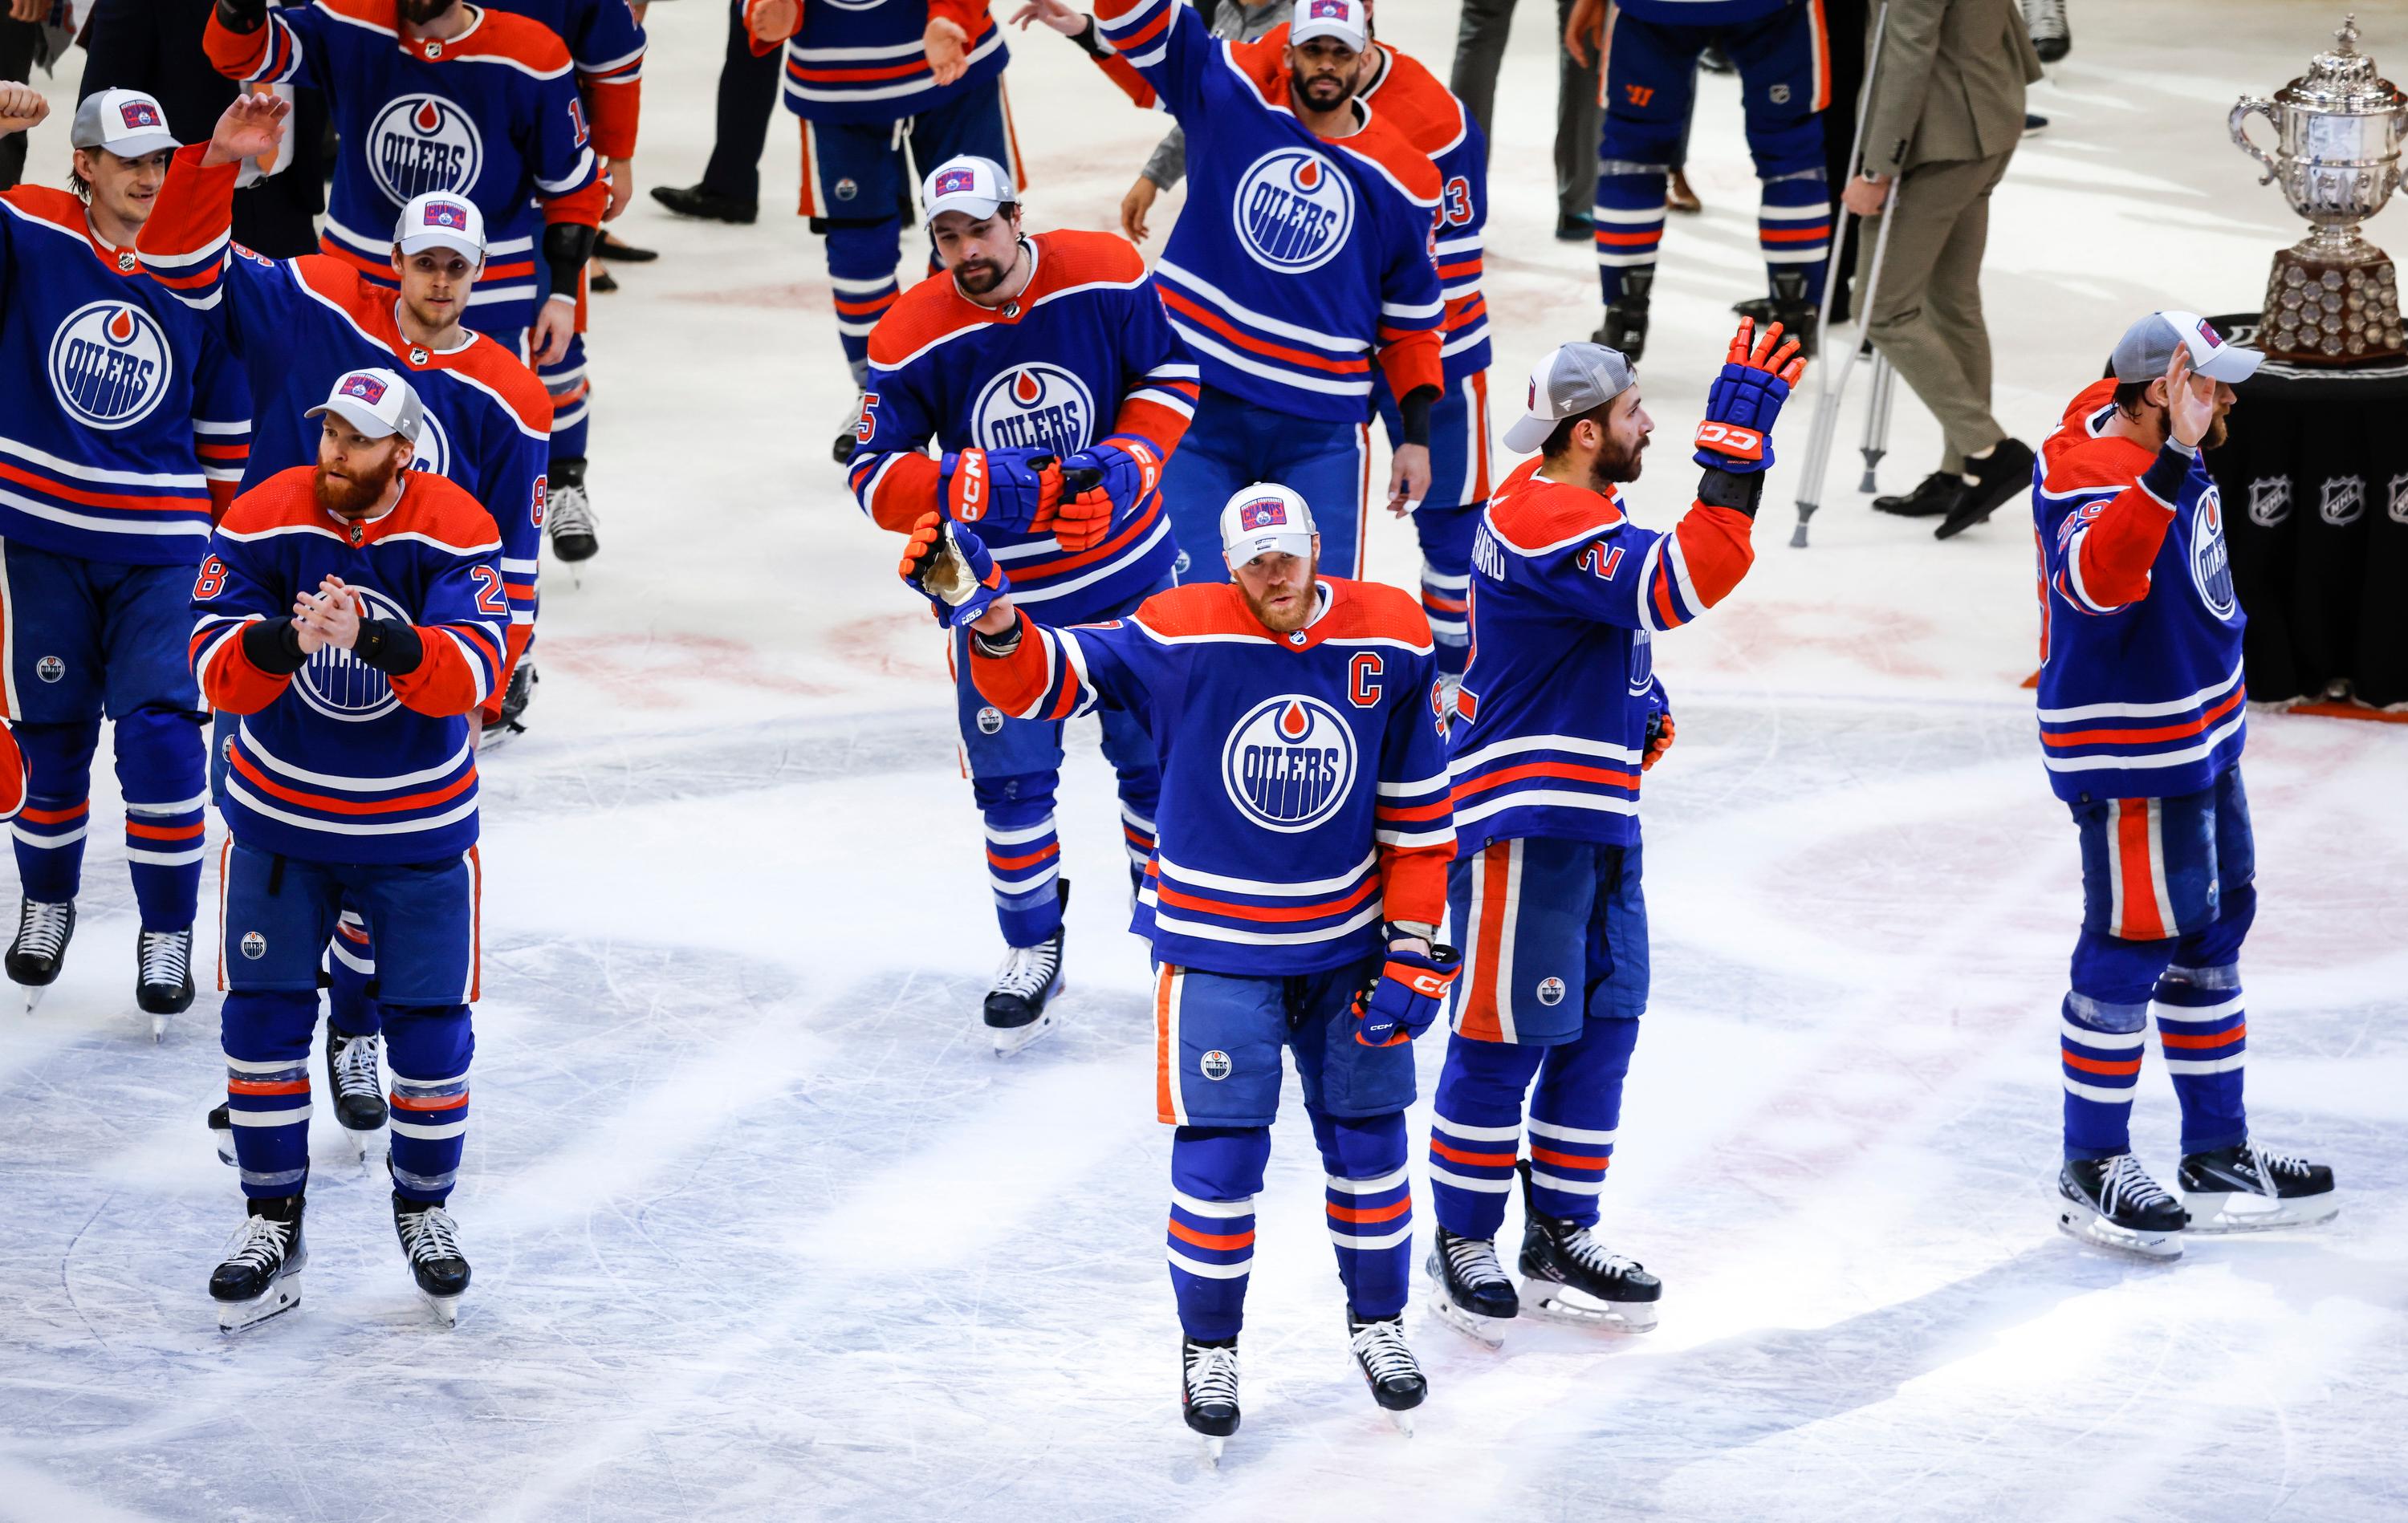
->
<box><xmin>954</xmin><ymin>250</ymin><xmax>1010</xmax><ymax>296</ymax></box>
<box><xmin>313</xmin><ymin>453</ymin><xmax>400</xmax><ymax>518</ymax></box>
<box><xmin>1288</xmin><ymin>64</ymin><xmax>1352</xmax><ymax>112</ymax></box>
<box><xmin>1591</xmin><ymin>432</ymin><xmax>1647</xmax><ymax>489</ymax></box>
<box><xmin>398</xmin><ymin>0</ymin><xmax>457</xmax><ymax>26</ymax></box>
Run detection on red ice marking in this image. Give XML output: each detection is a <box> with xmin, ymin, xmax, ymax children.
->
<box><xmin>538</xmin><ymin>633</ymin><xmax>847</xmax><ymax>708</ymax></box>
<box><xmin>1710</xmin><ymin>599</ymin><xmax>1948</xmax><ymax>680</ymax></box>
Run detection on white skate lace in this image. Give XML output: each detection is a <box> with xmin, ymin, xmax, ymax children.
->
<box><xmin>399</xmin><ymin>1204</ymin><xmax>464</xmax><ymax>1266</ymax></box>
<box><xmin>2245</xmin><ymin>1147</ymin><xmax>2312</xmax><ymax>1192</ymax></box>
<box><xmin>1348</xmin><ymin>1318</ymin><xmax>1421</xmax><ymax>1386</ymax></box>
<box><xmin>546</xmin><ymin>483</ymin><xmax>596</xmax><ymax>542</ymax></box>
<box><xmin>14</xmin><ymin>901</ymin><xmax>70</xmax><ymax>963</ymax></box>
<box><xmin>1561</xmin><ymin>1226</ymin><xmax>1644</xmax><ymax>1281</ymax></box>
<box><xmin>991</xmin><ymin>939</ymin><xmax>1060</xmax><ymax>1000</ymax></box>
<box><xmin>332</xmin><ymin>1032</ymin><xmax>384</xmax><ymax>1103</ymax></box>
<box><xmin>2097</xmin><ymin>1153</ymin><xmax>2176</xmax><ymax>1216</ymax></box>
<box><xmin>1442</xmin><ymin>1233</ymin><xmax>1510</xmax><ymax>1289</ymax></box>
<box><xmin>1184</xmin><ymin>1342</ymin><xmax>1239</xmax><ymax>1407</ymax></box>
<box><xmin>222</xmin><ymin>1215</ymin><xmax>293</xmax><ymax>1273</ymax></box>
<box><xmin>137</xmin><ymin>928</ymin><xmax>189</xmax><ymax>989</ymax></box>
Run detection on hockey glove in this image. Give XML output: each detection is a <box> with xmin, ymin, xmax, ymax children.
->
<box><xmin>1641</xmin><ymin>711</ymin><xmax>1675</xmax><ymax>772</ymax></box>
<box><xmin>216</xmin><ymin>0</ymin><xmax>268</xmax><ymax>31</ymax></box>
<box><xmin>1692</xmin><ymin>317</ymin><xmax>1807</xmax><ymax>474</ymax></box>
<box><xmin>941</xmin><ymin>448</ymin><xmax>1064</xmax><ymax>534</ymax></box>
<box><xmin>1352</xmin><ymin>941</ymin><xmax>1462</xmax><ymax>1047</ymax></box>
<box><xmin>899</xmin><ymin>511</ymin><xmax>1010</xmax><ymax>627</ymax></box>
<box><xmin>1029</xmin><ymin>463</ymin><xmax>1109</xmax><ymax>553</ymax></box>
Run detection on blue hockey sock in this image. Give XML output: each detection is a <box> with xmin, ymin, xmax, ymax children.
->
<box><xmin>1421</xmin><ymin>565</ymin><xmax>1470</xmax><ymax>678</ymax></box>
<box><xmin>2061</xmin><ymin>928</ymin><xmax>2171</xmax><ymax>1160</ymax></box>
<box><xmin>1756</xmin><ymin>167</ymin><xmax>1831</xmax><ymax>303</ymax></box>
<box><xmin>975</xmin><ymin>774</ymin><xmax>1062</xmax><ymax>948</ymax></box>
<box><xmin>326</xmin><ymin>907</ymin><xmax>384</xmax><ymax>1039</ymax></box>
<box><xmin>824</xmin><ymin>218</ymin><xmax>903</xmax><ymax>380</ymax></box>
<box><xmin>1526</xmin><ymin>1017</ymin><xmax>1639</xmax><ymax>1228</ymax></box>
<box><xmin>114</xmin><ymin>705</ymin><xmax>207</xmax><ymax>931</ymax></box>
<box><xmin>222</xmin><ymin>988</ymin><xmax>317</xmax><ymax>1200</ymax></box>
<box><xmin>541</xmin><ymin>331</ymin><xmax>590</xmax><ymax>462</ymax></box>
<box><xmin>384</xmin><ymin>1003</ymin><xmax>474</xmax><ymax>1204</ymax></box>
<box><xmin>1168</xmin><ymin>1126</ymin><xmax>1270</xmax><ymax>1341</ymax></box>
<box><xmin>2155</xmin><ymin>961</ymin><xmax>2247</xmax><ymax>1155</ymax></box>
<box><xmin>11</xmin><ymin>720</ymin><xmax>97</xmax><ymax>904</ymax></box>
<box><xmin>1428</xmin><ymin>1031</ymin><xmax>1544</xmax><ymax>1241</ymax></box>
<box><xmin>1592</xmin><ymin>166</ymin><xmax>1668</xmax><ymax>306</ymax></box>
<box><xmin>1310</xmin><ymin>1106</ymin><xmax>1412</xmax><ymax>1318</ymax></box>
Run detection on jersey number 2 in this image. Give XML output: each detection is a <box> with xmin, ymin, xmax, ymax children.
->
<box><xmin>470</xmin><ymin>566</ymin><xmax>508</xmax><ymax>615</ymax></box>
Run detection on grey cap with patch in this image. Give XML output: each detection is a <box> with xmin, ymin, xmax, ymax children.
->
<box><xmin>1503</xmin><ymin>342</ymin><xmax>1637</xmax><ymax>454</ymax></box>
<box><xmin>2109</xmin><ymin>311</ymin><xmax>2264</xmax><ymax>385</ymax></box>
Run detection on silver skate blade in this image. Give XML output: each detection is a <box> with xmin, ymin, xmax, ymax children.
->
<box><xmin>1200</xmin><ymin>1436</ymin><xmax>1224</xmax><ymax>1467</ymax></box>
<box><xmin>1387</xmin><ymin>1409</ymin><xmax>1414</xmax><ymax>1438</ymax></box>
<box><xmin>22</xmin><ymin>985</ymin><xmax>44</xmax><ymax>1013</ymax></box>
<box><xmin>2055</xmin><ymin>1202</ymin><xmax>2182</xmax><ymax>1260</ymax></box>
<box><xmin>989</xmin><ymin>1007</ymin><xmax>1056</xmax><ymax>1058</ymax></box>
<box><xmin>1427</xmin><ymin>1289</ymin><xmax>1506</xmax><ymax>1350</ymax></box>
<box><xmin>340</xmin><ymin>1124</ymin><xmax>381</xmax><ymax>1166</ymax></box>
<box><xmin>216</xmin><ymin>1272</ymin><xmax>302</xmax><ymax>1333</ymax></box>
<box><xmin>2182</xmin><ymin>1189</ymin><xmax>2339</xmax><ymax>1234</ymax></box>
<box><xmin>1519</xmin><ymin>1276</ymin><xmax>1661</xmax><ymax>1333</ymax></box>
<box><xmin>417</xmin><ymin>1286</ymin><xmax>462</xmax><ymax>1327</ymax></box>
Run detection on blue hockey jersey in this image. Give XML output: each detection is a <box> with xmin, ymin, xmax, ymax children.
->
<box><xmin>1617</xmin><ymin>0</ymin><xmax>1796</xmax><ymax>26</ymax></box>
<box><xmin>1094</xmin><ymin>0</ymin><xmax>1444</xmax><ymax>423</ymax></box>
<box><xmin>850</xmin><ymin>229</ymin><xmax>1197</xmax><ymax>623</ymax></box>
<box><xmin>206</xmin><ymin>0</ymin><xmax>604</xmax><ymax>339</ymax></box>
<box><xmin>1450</xmin><ymin>455</ymin><xmax>1755</xmax><ymax>855</ymax></box>
<box><xmin>746</xmin><ymin>0</ymin><xmax>1010</xmax><ymax>127</ymax></box>
<box><xmin>969</xmin><ymin>577</ymin><xmax>1454</xmax><ymax>975</ymax></box>
<box><xmin>0</xmin><ymin>188</ymin><xmax>250</xmax><ymax>567</ymax></box>
<box><xmin>192</xmin><ymin>466</ymin><xmax>506</xmax><ymax>864</ymax></box>
<box><xmin>482</xmin><ymin>0</ymin><xmax>647</xmax><ymax>158</ymax></box>
<box><xmin>2033</xmin><ymin>378</ymin><xmax>2247</xmax><ymax>804</ymax></box>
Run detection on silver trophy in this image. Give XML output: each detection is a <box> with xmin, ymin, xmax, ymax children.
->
<box><xmin>2232</xmin><ymin>14</ymin><xmax>2408</xmax><ymax>362</ymax></box>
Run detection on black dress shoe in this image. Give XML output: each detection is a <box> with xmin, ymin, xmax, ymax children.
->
<box><xmin>1553</xmin><ymin>212</ymin><xmax>1592</xmax><ymax>242</ymax></box>
<box><xmin>1936</xmin><ymin>438</ymin><xmax>2038</xmax><ymax>539</ymax></box>
<box><xmin>589</xmin><ymin>266</ymin><xmax>618</xmax><ymax>294</ymax></box>
<box><xmin>1874</xmin><ymin>470</ymin><xmax>1967</xmax><ymax>518</ymax></box>
<box><xmin>650</xmin><ymin>182</ymin><xmax>758</xmax><ymax>225</ymax></box>
<box><xmin>596</xmin><ymin>230</ymin><xmax>658</xmax><ymax>262</ymax></box>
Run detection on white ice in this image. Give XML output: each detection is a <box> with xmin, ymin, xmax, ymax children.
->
<box><xmin>3</xmin><ymin>2</ymin><xmax>2407</xmax><ymax>1518</ymax></box>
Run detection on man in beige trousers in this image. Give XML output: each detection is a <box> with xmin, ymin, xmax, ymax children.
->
<box><xmin>1841</xmin><ymin>0</ymin><xmax>2043</xmax><ymax>539</ymax></box>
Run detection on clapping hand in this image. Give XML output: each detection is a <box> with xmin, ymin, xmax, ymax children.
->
<box><xmin>292</xmin><ymin>575</ymin><xmax>363</xmax><ymax>655</ymax></box>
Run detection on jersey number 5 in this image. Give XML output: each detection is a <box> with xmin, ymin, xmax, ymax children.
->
<box><xmin>855</xmin><ymin>392</ymin><xmax>880</xmax><ymax>444</ymax></box>
<box><xmin>193</xmin><ymin>555</ymin><xmax>229</xmax><ymax>601</ymax></box>
<box><xmin>470</xmin><ymin>566</ymin><xmax>508</xmax><ymax>616</ymax></box>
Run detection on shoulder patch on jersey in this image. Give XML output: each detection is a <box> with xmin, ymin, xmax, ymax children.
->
<box><xmin>1028</xmin><ymin>229</ymin><xmax>1147</xmax><ymax>295</ymax></box>
<box><xmin>1485</xmin><ymin>470</ymin><xmax>1625</xmax><ymax>554</ymax></box>
<box><xmin>1320</xmin><ymin>577</ymin><xmax>1433</xmax><ymax>644</ymax></box>
<box><xmin>1134</xmin><ymin>582</ymin><xmax>1266</xmax><ymax>640</ymax></box>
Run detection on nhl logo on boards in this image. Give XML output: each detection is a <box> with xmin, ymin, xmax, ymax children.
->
<box><xmin>1200</xmin><ymin>1050</ymin><xmax>1233</xmax><ymax>1082</ymax></box>
<box><xmin>1233</xmin><ymin>148</ymin><xmax>1356</xmax><ymax>274</ymax></box>
<box><xmin>976</xmin><ymin>706</ymin><xmax>1005</xmax><ymax>735</ymax></box>
<box><xmin>47</xmin><ymin>302</ymin><xmax>173</xmax><ymax>433</ymax></box>
<box><xmin>2192</xmin><ymin>487</ymin><xmax>2236</xmax><ymax>619</ymax></box>
<box><xmin>2247</xmin><ymin>477</ymin><xmax>2290</xmax><ymax>526</ymax></box>
<box><xmin>973</xmin><ymin>363</ymin><xmax>1094</xmax><ymax>457</ymax></box>
<box><xmin>240</xmin><ymin>932</ymin><xmax>266</xmax><ymax>961</ymax></box>
<box><xmin>35</xmin><ymin>656</ymin><xmax>63</xmax><ymax>684</ymax></box>
<box><xmin>2321</xmin><ymin>475</ymin><xmax>2365</xmax><ymax>526</ymax></box>
<box><xmin>2390</xmin><ymin>473</ymin><xmax>2408</xmax><ymax>525</ymax></box>
<box><xmin>1536</xmin><ymin>977</ymin><xmax>1566</xmax><ymax>1006</ymax></box>
<box><xmin>1219</xmin><ymin>695</ymin><xmax>1357</xmax><ymax>833</ymax></box>
<box><xmin>367</xmin><ymin>95</ymin><xmax>483</xmax><ymax>205</ymax></box>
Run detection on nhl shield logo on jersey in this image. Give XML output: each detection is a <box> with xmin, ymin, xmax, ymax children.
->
<box><xmin>47</xmin><ymin>301</ymin><xmax>173</xmax><ymax>432</ymax></box>
<box><xmin>974</xmin><ymin>364</ymin><xmax>1095</xmax><ymax>457</ymax></box>
<box><xmin>1220</xmin><ymin>695</ymin><xmax>1357</xmax><ymax>833</ymax></box>
<box><xmin>2191</xmin><ymin>487</ymin><xmax>2236</xmax><ymax>619</ymax></box>
<box><xmin>297</xmin><ymin>584</ymin><xmax>410</xmax><ymax>723</ymax></box>
<box><xmin>368</xmin><ymin>95</ymin><xmax>483</xmax><ymax>205</ymax></box>
<box><xmin>1234</xmin><ymin>148</ymin><xmax>1356</xmax><ymax>274</ymax></box>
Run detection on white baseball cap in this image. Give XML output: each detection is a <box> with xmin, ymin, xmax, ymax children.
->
<box><xmin>71</xmin><ymin>90</ymin><xmax>181</xmax><ymax>160</ymax></box>
<box><xmin>1220</xmin><ymin>483</ymin><xmax>1317</xmax><ymax>566</ymax></box>
<box><xmin>394</xmin><ymin>191</ymin><xmax>486</xmax><ymax>262</ymax></box>
<box><xmin>923</xmin><ymin>155</ymin><xmax>1014</xmax><ymax>222</ymax></box>
<box><xmin>1503</xmin><ymin>341</ymin><xmax>1639</xmax><ymax>454</ymax></box>
<box><xmin>2110</xmin><ymin>311</ymin><xmax>2264</xmax><ymax>385</ymax></box>
<box><xmin>306</xmin><ymin>367</ymin><xmax>425</xmax><ymax>443</ymax></box>
<box><xmin>1290</xmin><ymin>0</ymin><xmax>1371</xmax><ymax>51</ymax></box>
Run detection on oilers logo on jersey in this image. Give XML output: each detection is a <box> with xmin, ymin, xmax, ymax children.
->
<box><xmin>408</xmin><ymin>409</ymin><xmax>454</xmax><ymax>477</ymax></box>
<box><xmin>295</xmin><ymin>583</ymin><xmax>410</xmax><ymax>722</ymax></box>
<box><xmin>1221</xmin><ymin>695</ymin><xmax>1357</xmax><ymax>832</ymax></box>
<box><xmin>368</xmin><ymin>96</ymin><xmax>484</xmax><ymax>203</ymax></box>
<box><xmin>1235</xmin><ymin>150</ymin><xmax>1356</xmax><ymax>273</ymax></box>
<box><xmin>47</xmin><ymin>301</ymin><xmax>173</xmax><ymax>432</ymax></box>
<box><xmin>2191</xmin><ymin>487</ymin><xmax>2235</xmax><ymax>619</ymax></box>
<box><xmin>973</xmin><ymin>365</ymin><xmax>1093</xmax><ymax>456</ymax></box>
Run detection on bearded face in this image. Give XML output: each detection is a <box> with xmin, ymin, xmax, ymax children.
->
<box><xmin>313</xmin><ymin>443</ymin><xmax>405</xmax><ymax>518</ymax></box>
<box><xmin>398</xmin><ymin>0</ymin><xmax>458</xmax><ymax>27</ymax></box>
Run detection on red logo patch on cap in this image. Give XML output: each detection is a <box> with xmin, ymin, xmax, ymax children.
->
<box><xmin>934</xmin><ymin>169</ymin><xmax>978</xmax><ymax>197</ymax></box>
<box><xmin>1309</xmin><ymin>0</ymin><xmax>1348</xmax><ymax>17</ymax></box>
<box><xmin>1239</xmin><ymin>499</ymin><xmax>1288</xmax><ymax>531</ymax></box>
<box><xmin>118</xmin><ymin>100</ymin><xmax>163</xmax><ymax>131</ymax></box>
<box><xmin>2195</xmin><ymin>318</ymin><xmax>2223</xmax><ymax>350</ymax></box>
<box><xmin>340</xmin><ymin>374</ymin><xmax>389</xmax><ymax>405</ymax></box>
<box><xmin>423</xmin><ymin>201</ymin><xmax>470</xmax><ymax>229</ymax></box>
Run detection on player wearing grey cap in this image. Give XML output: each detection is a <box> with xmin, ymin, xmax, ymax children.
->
<box><xmin>2034</xmin><ymin>311</ymin><xmax>2334</xmax><ymax>1261</ymax></box>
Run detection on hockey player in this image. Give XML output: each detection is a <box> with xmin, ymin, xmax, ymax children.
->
<box><xmin>203</xmin><ymin>0</ymin><xmax>608</xmax><ymax>562</ymax></box>
<box><xmin>2036</xmin><ymin>312</ymin><xmax>2336</xmax><ymax>1258</ymax></box>
<box><xmin>849</xmin><ymin>155</ymin><xmax>1196</xmax><ymax>1053</ymax></box>
<box><xmin>143</xmin><ymin>93</ymin><xmax>547</xmax><ymax>1158</ymax></box>
<box><xmin>1565</xmin><ymin>0</ymin><xmax>1830</xmax><ymax>360</ymax></box>
<box><xmin>1424</xmin><ymin>321</ymin><xmax>1801</xmax><ymax>1346</ymax></box>
<box><xmin>738</xmin><ymin>0</ymin><xmax>1022</xmax><ymax>465</ymax></box>
<box><xmin>193</xmin><ymin>367</ymin><xmax>502</xmax><ymax>1330</ymax></box>
<box><xmin>1050</xmin><ymin>0</ymin><xmax>1443</xmax><ymax>582</ymax></box>
<box><xmin>0</xmin><ymin>85</ymin><xmax>252</xmax><ymax>1028</ymax></box>
<box><xmin>901</xmin><ymin>481</ymin><xmax>1458</xmax><ymax>1457</ymax></box>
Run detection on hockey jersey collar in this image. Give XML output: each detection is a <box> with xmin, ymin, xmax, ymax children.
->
<box><xmin>0</xmin><ymin>189</ymin><xmax>144</xmax><ymax>276</ymax></box>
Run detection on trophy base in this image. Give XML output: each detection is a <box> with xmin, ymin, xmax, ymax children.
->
<box><xmin>2260</xmin><ymin>243</ymin><xmax>2404</xmax><ymax>363</ymax></box>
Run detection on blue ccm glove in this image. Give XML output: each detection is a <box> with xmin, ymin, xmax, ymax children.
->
<box><xmin>1061</xmin><ymin>438</ymin><xmax>1162</xmax><ymax>515</ymax></box>
<box><xmin>898</xmin><ymin>511</ymin><xmax>1009</xmax><ymax>627</ymax></box>
<box><xmin>940</xmin><ymin>447</ymin><xmax>1065</xmax><ymax>533</ymax></box>
<box><xmin>1692</xmin><ymin>316</ymin><xmax>1807</xmax><ymax>474</ymax></box>
<box><xmin>1352</xmin><ymin>937</ymin><xmax>1463</xmax><ymax>1048</ymax></box>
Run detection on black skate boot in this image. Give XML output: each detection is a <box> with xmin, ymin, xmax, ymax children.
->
<box><xmin>984</xmin><ymin>879</ymin><xmax>1068</xmax><ymax>1057</ymax></box>
<box><xmin>136</xmin><ymin>926</ymin><xmax>194</xmax><ymax>1036</ymax></box>
<box><xmin>327</xmin><ymin>1029</ymin><xmax>387</xmax><ymax>1160</ymax></box>
<box><xmin>1344</xmin><ymin>1310</ymin><xmax>1426</xmax><ymax>1433</ymax></box>
<box><xmin>1732</xmin><ymin>273</ymin><xmax>1820</xmax><ymax>359</ymax></box>
<box><xmin>481</xmin><ymin>658</ymin><xmax>537</xmax><ymax>750</ymax></box>
<box><xmin>1426</xmin><ymin>1227</ymin><xmax>1519</xmax><ymax>1348</ymax></box>
<box><xmin>1180</xmin><ymin>1335</ymin><xmax>1240</xmax><ymax>1464</ymax></box>
<box><xmin>2056</xmin><ymin>1152</ymin><xmax>2188</xmax><ymax>1259</ymax></box>
<box><xmin>1593</xmin><ymin>267</ymin><xmax>1653</xmax><ymax>363</ymax></box>
<box><xmin>1517</xmin><ymin>1160</ymin><xmax>1662</xmax><ymax>1331</ymax></box>
<box><xmin>211</xmin><ymin>1193</ymin><xmax>307</xmax><ymax>1332</ymax></box>
<box><xmin>7</xmin><ymin>899</ymin><xmax>75</xmax><ymax>1009</ymax></box>
<box><xmin>2177</xmin><ymin>1143</ymin><xmax>2337</xmax><ymax>1233</ymax></box>
<box><xmin>833</xmin><ymin>419</ymin><xmax>860</xmax><ymax>466</ymax></box>
<box><xmin>544</xmin><ymin>457</ymin><xmax>599</xmax><ymax>564</ymax></box>
<box><xmin>393</xmin><ymin>1192</ymin><xmax>471</xmax><ymax>1324</ymax></box>
<box><xmin>208</xmin><ymin>1102</ymin><xmax>235</xmax><ymax>1167</ymax></box>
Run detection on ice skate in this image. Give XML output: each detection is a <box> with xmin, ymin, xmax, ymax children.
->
<box><xmin>985</xmin><ymin>880</ymin><xmax>1067</xmax><ymax>1057</ymax></box>
<box><xmin>7</xmin><ymin>899</ymin><xmax>74</xmax><ymax>1010</ymax></box>
<box><xmin>544</xmin><ymin>458</ymin><xmax>598</xmax><ymax>569</ymax></box>
<box><xmin>1516</xmin><ymin>1163</ymin><xmax>1662</xmax><ymax>1331</ymax></box>
<box><xmin>1344</xmin><ymin>1310</ymin><xmax>1426</xmax><ymax>1435</ymax></box>
<box><xmin>1180</xmin><ymin>1335</ymin><xmax>1239</xmax><ymax>1464</ymax></box>
<box><xmin>1593</xmin><ymin>269</ymin><xmax>1653</xmax><ymax>363</ymax></box>
<box><xmin>327</xmin><ymin>1030</ymin><xmax>387</xmax><ymax>1162</ymax></box>
<box><xmin>2056</xmin><ymin>1153</ymin><xmax>2187</xmax><ymax>1260</ymax></box>
<box><xmin>2178</xmin><ymin>1143</ymin><xmax>2337</xmax><ymax>1233</ymax></box>
<box><xmin>393</xmin><ymin>1192</ymin><xmax>470</xmax><ymax>1325</ymax></box>
<box><xmin>207</xmin><ymin>1102</ymin><xmax>234</xmax><ymax>1167</ymax></box>
<box><xmin>1426</xmin><ymin>1228</ymin><xmax>1519</xmax><ymax>1349</ymax></box>
<box><xmin>479</xmin><ymin>660</ymin><xmax>537</xmax><ymax>750</ymax></box>
<box><xmin>211</xmin><ymin>1196</ymin><xmax>306</xmax><ymax>1332</ymax></box>
<box><xmin>136</xmin><ymin>927</ymin><xmax>194</xmax><ymax>1038</ymax></box>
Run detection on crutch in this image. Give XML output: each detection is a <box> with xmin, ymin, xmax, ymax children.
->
<box><xmin>1857</xmin><ymin>350</ymin><xmax>1898</xmax><ymax>493</ymax></box>
<box><xmin>1789</xmin><ymin>1</ymin><xmax>1898</xmax><ymax>549</ymax></box>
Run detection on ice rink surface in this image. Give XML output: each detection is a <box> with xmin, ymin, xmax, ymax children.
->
<box><xmin>4</xmin><ymin>2</ymin><xmax>2407</xmax><ymax>1518</ymax></box>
